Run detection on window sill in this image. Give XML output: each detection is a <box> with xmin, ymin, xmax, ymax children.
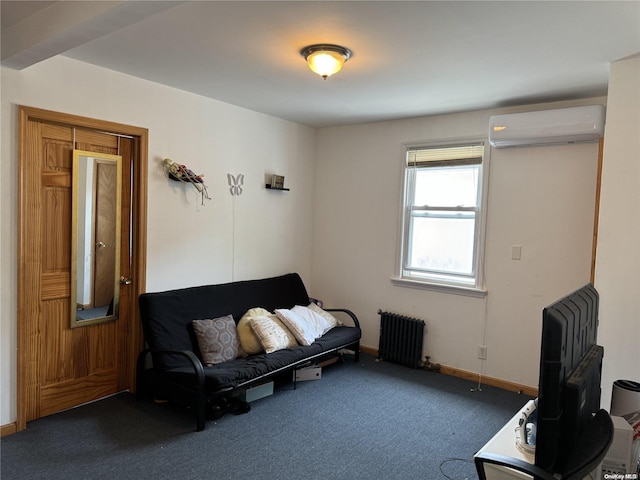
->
<box><xmin>390</xmin><ymin>277</ymin><xmax>487</xmax><ymax>298</ymax></box>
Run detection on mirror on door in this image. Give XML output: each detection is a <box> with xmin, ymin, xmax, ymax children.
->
<box><xmin>71</xmin><ymin>150</ymin><xmax>122</xmax><ymax>328</ymax></box>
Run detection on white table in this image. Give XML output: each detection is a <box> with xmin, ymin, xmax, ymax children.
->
<box><xmin>474</xmin><ymin>400</ymin><xmax>537</xmax><ymax>480</ymax></box>
<box><xmin>474</xmin><ymin>400</ymin><xmax>601</xmax><ymax>480</ymax></box>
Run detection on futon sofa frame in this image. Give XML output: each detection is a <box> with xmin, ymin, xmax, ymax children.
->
<box><xmin>136</xmin><ymin>273</ymin><xmax>361</xmax><ymax>431</ymax></box>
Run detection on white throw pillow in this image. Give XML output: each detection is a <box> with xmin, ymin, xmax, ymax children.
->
<box><xmin>307</xmin><ymin>302</ymin><xmax>342</xmax><ymax>334</ymax></box>
<box><xmin>275</xmin><ymin>305</ymin><xmax>331</xmax><ymax>346</ymax></box>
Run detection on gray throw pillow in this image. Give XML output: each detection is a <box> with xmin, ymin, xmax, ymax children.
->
<box><xmin>192</xmin><ymin>314</ymin><xmax>242</xmax><ymax>366</ymax></box>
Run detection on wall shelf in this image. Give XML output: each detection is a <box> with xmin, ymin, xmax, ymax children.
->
<box><xmin>265</xmin><ymin>184</ymin><xmax>290</xmax><ymax>191</ymax></box>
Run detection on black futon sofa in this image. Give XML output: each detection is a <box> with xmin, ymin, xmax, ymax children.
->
<box><xmin>136</xmin><ymin>273</ymin><xmax>361</xmax><ymax>431</ymax></box>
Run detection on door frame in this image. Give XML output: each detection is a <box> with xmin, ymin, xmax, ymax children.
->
<box><xmin>17</xmin><ymin>106</ymin><xmax>148</xmax><ymax>432</ymax></box>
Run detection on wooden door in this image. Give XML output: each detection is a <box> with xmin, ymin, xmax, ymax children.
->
<box><xmin>18</xmin><ymin>107</ymin><xmax>148</xmax><ymax>429</ymax></box>
<box><xmin>93</xmin><ymin>160</ymin><xmax>118</xmax><ymax>308</ymax></box>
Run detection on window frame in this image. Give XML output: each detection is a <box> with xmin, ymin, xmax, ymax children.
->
<box><xmin>393</xmin><ymin>140</ymin><xmax>490</xmax><ymax>297</ymax></box>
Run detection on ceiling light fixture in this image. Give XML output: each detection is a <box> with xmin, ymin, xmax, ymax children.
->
<box><xmin>301</xmin><ymin>44</ymin><xmax>352</xmax><ymax>80</ymax></box>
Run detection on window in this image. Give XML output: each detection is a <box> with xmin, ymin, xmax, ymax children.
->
<box><xmin>396</xmin><ymin>142</ymin><xmax>487</xmax><ymax>293</ymax></box>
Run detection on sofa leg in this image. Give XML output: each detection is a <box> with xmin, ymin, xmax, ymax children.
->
<box><xmin>196</xmin><ymin>405</ymin><xmax>206</xmax><ymax>432</ymax></box>
<box><xmin>196</xmin><ymin>392</ymin><xmax>206</xmax><ymax>432</ymax></box>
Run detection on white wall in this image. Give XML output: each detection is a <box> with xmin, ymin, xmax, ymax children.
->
<box><xmin>595</xmin><ymin>55</ymin><xmax>640</xmax><ymax>410</ymax></box>
<box><xmin>0</xmin><ymin>56</ymin><xmax>316</xmax><ymax>425</ymax></box>
<box><xmin>312</xmin><ymin>98</ymin><xmax>604</xmax><ymax>389</ymax></box>
<box><xmin>2</xmin><ymin>54</ymin><xmax>633</xmax><ymax>429</ymax></box>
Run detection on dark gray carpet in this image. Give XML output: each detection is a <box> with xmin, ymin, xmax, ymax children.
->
<box><xmin>1</xmin><ymin>354</ymin><xmax>532</xmax><ymax>480</ymax></box>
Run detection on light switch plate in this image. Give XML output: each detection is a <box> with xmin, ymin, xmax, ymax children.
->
<box><xmin>511</xmin><ymin>245</ymin><xmax>522</xmax><ymax>260</ymax></box>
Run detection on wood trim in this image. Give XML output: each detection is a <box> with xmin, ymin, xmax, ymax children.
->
<box><xmin>1</xmin><ymin>423</ymin><xmax>17</xmax><ymax>438</ymax></box>
<box><xmin>360</xmin><ymin>345</ymin><xmax>378</xmax><ymax>357</ymax></box>
<box><xmin>17</xmin><ymin>106</ymin><xmax>148</xmax><ymax>432</ymax></box>
<box><xmin>17</xmin><ymin>107</ymin><xmax>39</xmax><ymax>431</ymax></box>
<box><xmin>438</xmin><ymin>365</ymin><xmax>538</xmax><ymax>397</ymax></box>
<box><xmin>18</xmin><ymin>106</ymin><xmax>148</xmax><ymax>138</ymax></box>
<box><xmin>360</xmin><ymin>345</ymin><xmax>538</xmax><ymax>397</ymax></box>
<box><xmin>128</xmin><ymin>135</ymin><xmax>148</xmax><ymax>392</ymax></box>
<box><xmin>591</xmin><ymin>137</ymin><xmax>604</xmax><ymax>283</ymax></box>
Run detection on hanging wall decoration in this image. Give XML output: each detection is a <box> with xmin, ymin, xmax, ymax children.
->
<box><xmin>227</xmin><ymin>173</ymin><xmax>244</xmax><ymax>196</ymax></box>
<box><xmin>163</xmin><ymin>158</ymin><xmax>211</xmax><ymax>205</ymax></box>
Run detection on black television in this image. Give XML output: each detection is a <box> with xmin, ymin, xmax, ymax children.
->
<box><xmin>535</xmin><ymin>283</ymin><xmax>603</xmax><ymax>473</ymax></box>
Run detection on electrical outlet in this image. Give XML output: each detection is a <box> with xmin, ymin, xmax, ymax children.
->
<box><xmin>478</xmin><ymin>345</ymin><xmax>487</xmax><ymax>360</ymax></box>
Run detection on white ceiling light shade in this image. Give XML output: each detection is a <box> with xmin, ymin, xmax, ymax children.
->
<box><xmin>301</xmin><ymin>44</ymin><xmax>352</xmax><ymax>79</ymax></box>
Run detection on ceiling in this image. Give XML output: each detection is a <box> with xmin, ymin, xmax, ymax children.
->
<box><xmin>2</xmin><ymin>1</ymin><xmax>639</xmax><ymax>128</ymax></box>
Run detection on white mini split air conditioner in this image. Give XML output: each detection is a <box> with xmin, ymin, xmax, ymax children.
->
<box><xmin>488</xmin><ymin>105</ymin><xmax>605</xmax><ymax>148</ymax></box>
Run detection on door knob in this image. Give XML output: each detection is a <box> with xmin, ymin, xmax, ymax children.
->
<box><xmin>119</xmin><ymin>276</ymin><xmax>132</xmax><ymax>285</ymax></box>
<box><xmin>97</xmin><ymin>241</ymin><xmax>107</xmax><ymax>248</ymax></box>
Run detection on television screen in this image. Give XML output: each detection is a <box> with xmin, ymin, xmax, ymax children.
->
<box><xmin>535</xmin><ymin>283</ymin><xmax>601</xmax><ymax>473</ymax></box>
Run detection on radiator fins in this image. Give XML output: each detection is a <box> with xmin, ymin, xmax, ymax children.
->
<box><xmin>377</xmin><ymin>310</ymin><xmax>425</xmax><ymax>369</ymax></box>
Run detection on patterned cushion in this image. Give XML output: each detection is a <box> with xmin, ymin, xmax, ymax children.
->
<box><xmin>237</xmin><ymin>307</ymin><xmax>271</xmax><ymax>355</ymax></box>
<box><xmin>249</xmin><ymin>315</ymin><xmax>298</xmax><ymax>353</ymax></box>
<box><xmin>192</xmin><ymin>315</ymin><xmax>242</xmax><ymax>366</ymax></box>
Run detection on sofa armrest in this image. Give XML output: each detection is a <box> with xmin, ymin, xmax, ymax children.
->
<box><xmin>137</xmin><ymin>348</ymin><xmax>205</xmax><ymax>391</ymax></box>
<box><xmin>308</xmin><ymin>298</ymin><xmax>360</xmax><ymax>328</ymax></box>
<box><xmin>136</xmin><ymin>347</ymin><xmax>207</xmax><ymax>431</ymax></box>
<box><xmin>323</xmin><ymin>308</ymin><xmax>360</xmax><ymax>328</ymax></box>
